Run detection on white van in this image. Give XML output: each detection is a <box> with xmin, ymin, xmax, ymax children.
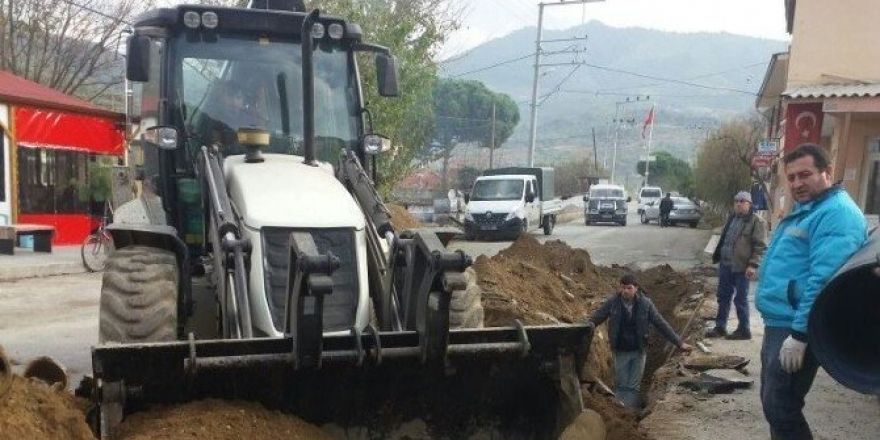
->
<box><xmin>637</xmin><ymin>186</ymin><xmax>663</xmax><ymax>214</ymax></box>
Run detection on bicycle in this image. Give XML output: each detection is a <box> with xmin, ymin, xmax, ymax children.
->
<box><xmin>81</xmin><ymin>202</ymin><xmax>114</xmax><ymax>272</ymax></box>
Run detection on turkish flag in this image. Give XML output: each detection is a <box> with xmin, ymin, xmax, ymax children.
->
<box><xmin>641</xmin><ymin>106</ymin><xmax>654</xmax><ymax>139</ymax></box>
<box><xmin>784</xmin><ymin>102</ymin><xmax>824</xmax><ymax>151</ymax></box>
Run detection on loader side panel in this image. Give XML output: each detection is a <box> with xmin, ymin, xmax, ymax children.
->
<box><xmin>262</xmin><ymin>227</ymin><xmax>359</xmax><ymax>332</ymax></box>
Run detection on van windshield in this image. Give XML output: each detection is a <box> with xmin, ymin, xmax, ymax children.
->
<box><xmin>471</xmin><ymin>179</ymin><xmax>524</xmax><ymax>201</ymax></box>
<box><xmin>641</xmin><ymin>189</ymin><xmax>661</xmax><ymax>198</ymax></box>
<box><xmin>590</xmin><ymin>188</ymin><xmax>624</xmax><ymax>198</ymax></box>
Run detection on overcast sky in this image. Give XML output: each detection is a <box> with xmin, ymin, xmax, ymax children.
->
<box><xmin>441</xmin><ymin>0</ymin><xmax>790</xmax><ymax>58</ymax></box>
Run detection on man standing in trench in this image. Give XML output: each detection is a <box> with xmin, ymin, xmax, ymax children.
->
<box><xmin>707</xmin><ymin>191</ymin><xmax>767</xmax><ymax>340</ymax></box>
<box><xmin>756</xmin><ymin>144</ymin><xmax>866</xmax><ymax>439</ymax></box>
<box><xmin>587</xmin><ymin>274</ymin><xmax>692</xmax><ymax>409</ymax></box>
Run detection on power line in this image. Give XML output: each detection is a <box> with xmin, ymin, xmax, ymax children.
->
<box><xmin>447</xmin><ymin>52</ymin><xmax>536</xmax><ymax>78</ymax></box>
<box><xmin>58</xmin><ymin>0</ymin><xmax>133</xmax><ymax>25</ymax></box>
<box><xmin>578</xmin><ymin>62</ymin><xmax>758</xmax><ymax>95</ymax></box>
<box><xmin>590</xmin><ymin>61</ymin><xmax>767</xmax><ymax>94</ymax></box>
<box><xmin>538</xmin><ymin>64</ymin><xmax>582</xmax><ymax>105</ymax></box>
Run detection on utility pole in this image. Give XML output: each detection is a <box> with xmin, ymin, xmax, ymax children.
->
<box><xmin>591</xmin><ymin>127</ymin><xmax>599</xmax><ymax>173</ymax></box>
<box><xmin>489</xmin><ymin>102</ymin><xmax>496</xmax><ymax>169</ymax></box>
<box><xmin>527</xmin><ymin>0</ymin><xmax>605</xmax><ymax>167</ymax></box>
<box><xmin>610</xmin><ymin>95</ymin><xmax>649</xmax><ymax>184</ymax></box>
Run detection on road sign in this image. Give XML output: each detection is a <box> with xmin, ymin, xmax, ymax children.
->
<box><xmin>757</xmin><ymin>139</ymin><xmax>780</xmax><ymax>155</ymax></box>
<box><xmin>639</xmin><ymin>155</ymin><xmax>657</xmax><ymax>162</ymax></box>
<box><xmin>751</xmin><ymin>155</ymin><xmax>774</xmax><ymax>169</ymax></box>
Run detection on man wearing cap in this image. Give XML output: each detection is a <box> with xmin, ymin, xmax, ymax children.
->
<box><xmin>708</xmin><ymin>190</ymin><xmax>767</xmax><ymax>340</ymax></box>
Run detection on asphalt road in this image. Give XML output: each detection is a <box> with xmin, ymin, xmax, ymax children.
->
<box><xmin>450</xmin><ymin>207</ymin><xmax>713</xmax><ymax>270</ymax></box>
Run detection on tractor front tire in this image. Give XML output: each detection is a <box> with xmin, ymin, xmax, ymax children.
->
<box><xmin>449</xmin><ymin>267</ymin><xmax>484</xmax><ymax>329</ymax></box>
<box><xmin>99</xmin><ymin>246</ymin><xmax>179</xmax><ymax>343</ymax></box>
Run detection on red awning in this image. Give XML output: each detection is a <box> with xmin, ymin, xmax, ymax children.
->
<box><xmin>14</xmin><ymin>106</ymin><xmax>124</xmax><ymax>155</ymax></box>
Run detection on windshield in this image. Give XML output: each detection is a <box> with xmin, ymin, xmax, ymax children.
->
<box><xmin>471</xmin><ymin>179</ymin><xmax>524</xmax><ymax>201</ymax></box>
<box><xmin>641</xmin><ymin>189</ymin><xmax>661</xmax><ymax>198</ymax></box>
<box><xmin>590</xmin><ymin>188</ymin><xmax>624</xmax><ymax>198</ymax></box>
<box><xmin>174</xmin><ymin>33</ymin><xmax>360</xmax><ymax>160</ymax></box>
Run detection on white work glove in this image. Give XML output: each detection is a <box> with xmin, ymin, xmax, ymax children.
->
<box><xmin>779</xmin><ymin>336</ymin><xmax>807</xmax><ymax>373</ymax></box>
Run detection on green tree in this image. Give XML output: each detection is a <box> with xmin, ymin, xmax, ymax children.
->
<box><xmin>426</xmin><ymin>78</ymin><xmax>519</xmax><ymax>190</ymax></box>
<box><xmin>307</xmin><ymin>0</ymin><xmax>459</xmax><ymax>195</ymax></box>
<box><xmin>636</xmin><ymin>151</ymin><xmax>694</xmax><ymax>196</ymax></box>
<box><xmin>694</xmin><ymin>116</ymin><xmax>764</xmax><ymax>210</ymax></box>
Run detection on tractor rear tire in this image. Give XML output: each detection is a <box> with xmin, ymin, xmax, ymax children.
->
<box><xmin>99</xmin><ymin>246</ymin><xmax>179</xmax><ymax>343</ymax></box>
<box><xmin>449</xmin><ymin>267</ymin><xmax>484</xmax><ymax>328</ymax></box>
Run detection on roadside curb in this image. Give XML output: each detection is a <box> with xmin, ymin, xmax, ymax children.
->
<box><xmin>0</xmin><ymin>262</ymin><xmax>87</xmax><ymax>282</ymax></box>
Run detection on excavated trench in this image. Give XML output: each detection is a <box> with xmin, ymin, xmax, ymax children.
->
<box><xmin>473</xmin><ymin>234</ymin><xmax>706</xmax><ymax>440</ymax></box>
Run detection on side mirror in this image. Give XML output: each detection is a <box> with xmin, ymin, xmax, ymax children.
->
<box><xmin>463</xmin><ymin>193</ymin><xmax>470</xmax><ymax>204</ymax></box>
<box><xmin>376</xmin><ymin>53</ymin><xmax>400</xmax><ymax>97</ymax></box>
<box><xmin>126</xmin><ymin>34</ymin><xmax>151</xmax><ymax>82</ymax></box>
<box><xmin>627</xmin><ymin>197</ymin><xmax>632</xmax><ymax>203</ymax></box>
<box><xmin>141</xmin><ymin>126</ymin><xmax>178</xmax><ymax>150</ymax></box>
<box><xmin>582</xmin><ymin>195</ymin><xmax>588</xmax><ymax>202</ymax></box>
<box><xmin>525</xmin><ymin>192</ymin><xmax>535</xmax><ymax>203</ymax></box>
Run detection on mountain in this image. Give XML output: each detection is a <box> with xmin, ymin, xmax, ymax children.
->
<box><xmin>439</xmin><ymin>21</ymin><xmax>787</xmax><ymax>184</ymax></box>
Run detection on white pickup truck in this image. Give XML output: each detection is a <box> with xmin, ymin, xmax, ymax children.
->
<box><xmin>463</xmin><ymin>167</ymin><xmax>562</xmax><ymax>240</ymax></box>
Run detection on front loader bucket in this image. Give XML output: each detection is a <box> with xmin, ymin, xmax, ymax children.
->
<box><xmin>92</xmin><ymin>324</ymin><xmax>593</xmax><ymax>439</ymax></box>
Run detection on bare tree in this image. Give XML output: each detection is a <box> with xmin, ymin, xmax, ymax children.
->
<box><xmin>0</xmin><ymin>0</ymin><xmax>153</xmax><ymax>109</ymax></box>
<box><xmin>694</xmin><ymin>115</ymin><xmax>765</xmax><ymax>212</ymax></box>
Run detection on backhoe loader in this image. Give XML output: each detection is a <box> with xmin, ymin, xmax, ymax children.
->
<box><xmin>90</xmin><ymin>1</ymin><xmax>593</xmax><ymax>438</ymax></box>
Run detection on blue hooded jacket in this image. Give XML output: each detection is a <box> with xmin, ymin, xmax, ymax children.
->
<box><xmin>756</xmin><ymin>186</ymin><xmax>867</xmax><ymax>339</ymax></box>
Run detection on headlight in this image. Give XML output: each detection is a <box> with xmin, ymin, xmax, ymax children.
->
<box><xmin>183</xmin><ymin>11</ymin><xmax>201</xmax><ymax>29</ymax></box>
<box><xmin>201</xmin><ymin>11</ymin><xmax>218</xmax><ymax>29</ymax></box>
<box><xmin>464</xmin><ymin>211</ymin><xmax>474</xmax><ymax>221</ymax></box>
<box><xmin>311</xmin><ymin>23</ymin><xmax>326</xmax><ymax>39</ymax></box>
<box><xmin>328</xmin><ymin>23</ymin><xmax>345</xmax><ymax>39</ymax></box>
<box><xmin>505</xmin><ymin>211</ymin><xmax>518</xmax><ymax>221</ymax></box>
<box><xmin>589</xmin><ymin>209</ymin><xmax>599</xmax><ymax>214</ymax></box>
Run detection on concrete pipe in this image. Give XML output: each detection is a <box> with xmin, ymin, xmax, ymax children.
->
<box><xmin>808</xmin><ymin>227</ymin><xmax>880</xmax><ymax>395</ymax></box>
<box><xmin>23</xmin><ymin>356</ymin><xmax>68</xmax><ymax>390</ymax></box>
<box><xmin>0</xmin><ymin>345</ymin><xmax>11</xmax><ymax>398</ymax></box>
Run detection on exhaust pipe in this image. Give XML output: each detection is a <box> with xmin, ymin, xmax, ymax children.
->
<box><xmin>808</xmin><ymin>227</ymin><xmax>880</xmax><ymax>395</ymax></box>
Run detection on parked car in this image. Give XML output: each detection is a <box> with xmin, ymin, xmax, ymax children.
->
<box><xmin>637</xmin><ymin>186</ymin><xmax>663</xmax><ymax>214</ymax></box>
<box><xmin>584</xmin><ymin>184</ymin><xmax>629</xmax><ymax>226</ymax></box>
<box><xmin>642</xmin><ymin>196</ymin><xmax>701</xmax><ymax>227</ymax></box>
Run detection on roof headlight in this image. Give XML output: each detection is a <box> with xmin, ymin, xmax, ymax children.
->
<box><xmin>183</xmin><ymin>11</ymin><xmax>201</xmax><ymax>29</ymax></box>
<box><xmin>328</xmin><ymin>23</ymin><xmax>344</xmax><ymax>40</ymax></box>
<box><xmin>201</xmin><ymin>12</ymin><xmax>219</xmax><ymax>29</ymax></box>
<box><xmin>311</xmin><ymin>22</ymin><xmax>325</xmax><ymax>39</ymax></box>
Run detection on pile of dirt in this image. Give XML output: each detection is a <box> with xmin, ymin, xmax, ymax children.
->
<box><xmin>117</xmin><ymin>399</ymin><xmax>333</xmax><ymax>440</ymax></box>
<box><xmin>582</xmin><ymin>390</ymin><xmax>651</xmax><ymax>440</ymax></box>
<box><xmin>387</xmin><ymin>204</ymin><xmax>422</xmax><ymax>230</ymax></box>
<box><xmin>472</xmin><ymin>234</ymin><xmax>706</xmax><ymax>440</ymax></box>
<box><xmin>0</xmin><ymin>375</ymin><xmax>94</xmax><ymax>440</ymax></box>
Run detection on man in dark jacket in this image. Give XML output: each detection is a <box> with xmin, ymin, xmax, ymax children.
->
<box><xmin>659</xmin><ymin>193</ymin><xmax>674</xmax><ymax>227</ymax></box>
<box><xmin>708</xmin><ymin>190</ymin><xmax>767</xmax><ymax>340</ymax></box>
<box><xmin>587</xmin><ymin>274</ymin><xmax>692</xmax><ymax>409</ymax></box>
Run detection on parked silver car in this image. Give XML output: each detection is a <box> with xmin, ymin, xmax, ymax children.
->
<box><xmin>641</xmin><ymin>196</ymin><xmax>701</xmax><ymax>227</ymax></box>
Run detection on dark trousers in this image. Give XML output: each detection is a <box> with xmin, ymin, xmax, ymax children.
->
<box><xmin>760</xmin><ymin>326</ymin><xmax>820</xmax><ymax>440</ymax></box>
<box><xmin>716</xmin><ymin>264</ymin><xmax>750</xmax><ymax>331</ymax></box>
<box><xmin>660</xmin><ymin>212</ymin><xmax>670</xmax><ymax>227</ymax></box>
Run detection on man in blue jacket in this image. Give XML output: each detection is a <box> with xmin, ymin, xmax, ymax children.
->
<box><xmin>588</xmin><ymin>274</ymin><xmax>692</xmax><ymax>409</ymax></box>
<box><xmin>756</xmin><ymin>144</ymin><xmax>867</xmax><ymax>440</ymax></box>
